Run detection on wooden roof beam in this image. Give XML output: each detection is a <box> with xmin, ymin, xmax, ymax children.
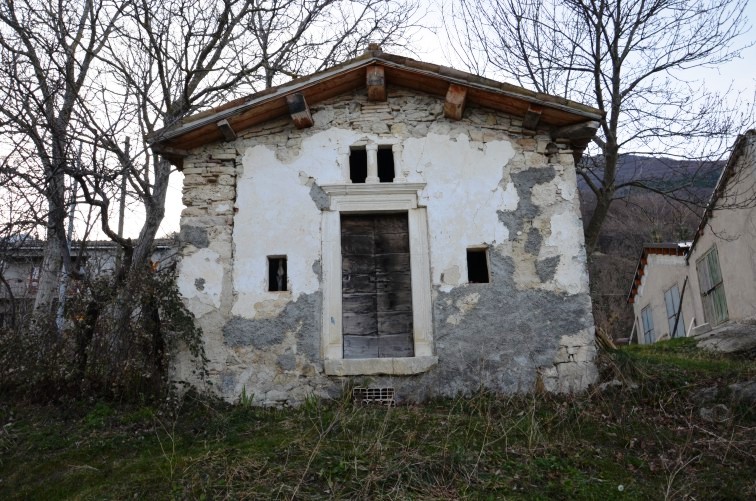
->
<box><xmin>551</xmin><ymin>120</ymin><xmax>600</xmax><ymax>141</ymax></box>
<box><xmin>522</xmin><ymin>105</ymin><xmax>542</xmax><ymax>131</ymax></box>
<box><xmin>444</xmin><ymin>84</ymin><xmax>467</xmax><ymax>120</ymax></box>
<box><xmin>366</xmin><ymin>65</ymin><xmax>386</xmax><ymax>101</ymax></box>
<box><xmin>286</xmin><ymin>92</ymin><xmax>314</xmax><ymax>129</ymax></box>
<box><xmin>151</xmin><ymin>145</ymin><xmax>189</xmax><ymax>157</ymax></box>
<box><xmin>217</xmin><ymin>119</ymin><xmax>237</xmax><ymax>141</ymax></box>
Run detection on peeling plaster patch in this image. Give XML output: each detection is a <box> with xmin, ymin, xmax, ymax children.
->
<box><xmin>308</xmin><ymin>183</ymin><xmax>329</xmax><ymax>210</ymax></box>
<box><xmin>536</xmin><ymin>256</ymin><xmax>560</xmax><ymax>283</ymax></box>
<box><xmin>432</xmin><ymin>250</ymin><xmax>595</xmax><ymax>394</ymax></box>
<box><xmin>311</xmin><ymin>260</ymin><xmax>322</xmax><ymax>281</ymax></box>
<box><xmin>277</xmin><ymin>353</ymin><xmax>296</xmax><ymax>371</ymax></box>
<box><xmin>293</xmin><ymin>293</ymin><xmax>322</xmax><ymax>364</ymax></box>
<box><xmin>545</xmin><ymin>211</ymin><xmax>589</xmax><ymax>294</ymax></box>
<box><xmin>559</xmin><ymin>177</ymin><xmax>577</xmax><ymax>201</ymax></box>
<box><xmin>254</xmin><ymin>296</ymin><xmax>292</xmax><ymax>319</ymax></box>
<box><xmin>525</xmin><ymin>228</ymin><xmax>542</xmax><ymax>255</ymax></box>
<box><xmin>224</xmin><ymin>316</ymin><xmax>282</xmax><ymax>348</ymax></box>
<box><xmin>497</xmin><ymin>166</ymin><xmax>556</xmax><ymax>238</ymax></box>
<box><xmin>500</xmin><ymin>182</ymin><xmax>519</xmax><ymax>211</ymax></box>
<box><xmin>177</xmin><ymin>247</ymin><xmax>223</xmax><ymax>309</ymax></box>
<box><xmin>224</xmin><ymin>292</ymin><xmax>321</xmax><ymax>357</ymax></box>
<box><xmin>297</xmin><ymin>171</ymin><xmax>329</xmax><ymax>210</ymax></box>
<box><xmin>181</xmin><ymin>225</ymin><xmax>209</xmax><ymax>249</ymax></box>
<box><xmin>194</xmin><ymin>278</ymin><xmax>206</xmax><ymax>291</ymax></box>
<box><xmin>441</xmin><ymin>266</ymin><xmax>461</xmax><ymax>286</ymax></box>
<box><xmin>446</xmin><ymin>292</ymin><xmax>480</xmax><ymax>325</ymax></box>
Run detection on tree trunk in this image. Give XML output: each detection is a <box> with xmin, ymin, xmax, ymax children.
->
<box><xmin>33</xmin><ymin>167</ymin><xmax>67</xmax><ymax>318</ymax></box>
<box><xmin>583</xmin><ymin>145</ymin><xmax>621</xmax><ymax>253</ymax></box>
<box><xmin>130</xmin><ymin>156</ymin><xmax>171</xmax><ymax>271</ymax></box>
<box><xmin>584</xmin><ymin>189</ymin><xmax>613</xmax><ymax>253</ymax></box>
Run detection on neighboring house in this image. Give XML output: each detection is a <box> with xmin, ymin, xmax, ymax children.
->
<box><xmin>149</xmin><ymin>46</ymin><xmax>603</xmax><ymax>406</ymax></box>
<box><xmin>627</xmin><ymin>243</ymin><xmax>693</xmax><ymax>344</ymax></box>
<box><xmin>628</xmin><ymin>130</ymin><xmax>756</xmax><ymax>343</ymax></box>
<box><xmin>0</xmin><ymin>239</ymin><xmax>176</xmax><ymax>327</ymax></box>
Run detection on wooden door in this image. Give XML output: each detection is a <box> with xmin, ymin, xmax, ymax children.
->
<box><xmin>341</xmin><ymin>213</ymin><xmax>414</xmax><ymax>359</ymax></box>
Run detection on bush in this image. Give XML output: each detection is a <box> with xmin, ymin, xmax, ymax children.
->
<box><xmin>0</xmin><ymin>267</ymin><xmax>206</xmax><ymax>403</ymax></box>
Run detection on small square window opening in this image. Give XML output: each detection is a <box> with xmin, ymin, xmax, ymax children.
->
<box><xmin>268</xmin><ymin>256</ymin><xmax>288</xmax><ymax>291</ymax></box>
<box><xmin>377</xmin><ymin>147</ymin><xmax>395</xmax><ymax>182</ymax></box>
<box><xmin>467</xmin><ymin>248</ymin><xmax>490</xmax><ymax>283</ymax></box>
<box><xmin>349</xmin><ymin>147</ymin><xmax>367</xmax><ymax>183</ymax></box>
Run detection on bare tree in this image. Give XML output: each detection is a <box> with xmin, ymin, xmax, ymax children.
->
<box><xmin>0</xmin><ymin>0</ymin><xmax>125</xmax><ymax>320</ymax></box>
<box><xmin>1</xmin><ymin>0</ymin><xmax>421</xmax><ymax>320</ymax></box>
<box><xmin>447</xmin><ymin>0</ymin><xmax>753</xmax><ymax>251</ymax></box>
<box><xmin>77</xmin><ymin>0</ymin><xmax>421</xmax><ymax>278</ymax></box>
<box><xmin>0</xmin><ymin>0</ymin><xmax>422</xmax><ymax>395</ymax></box>
<box><xmin>69</xmin><ymin>0</ymin><xmax>422</xmax><ymax>376</ymax></box>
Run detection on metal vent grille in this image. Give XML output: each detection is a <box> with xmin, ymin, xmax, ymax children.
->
<box><xmin>353</xmin><ymin>387</ymin><xmax>395</xmax><ymax>406</ymax></box>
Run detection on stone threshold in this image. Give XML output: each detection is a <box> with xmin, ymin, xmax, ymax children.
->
<box><xmin>324</xmin><ymin>356</ymin><xmax>438</xmax><ymax>376</ymax></box>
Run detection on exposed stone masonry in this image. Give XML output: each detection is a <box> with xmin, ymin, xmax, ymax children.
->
<box><xmin>174</xmin><ymin>86</ymin><xmax>598</xmax><ymax>406</ymax></box>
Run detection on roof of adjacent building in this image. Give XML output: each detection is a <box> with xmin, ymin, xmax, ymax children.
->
<box><xmin>0</xmin><ymin>239</ymin><xmax>176</xmax><ymax>259</ymax></box>
<box><xmin>627</xmin><ymin>242</ymin><xmax>691</xmax><ymax>303</ymax></box>
<box><xmin>148</xmin><ymin>45</ymin><xmax>604</xmax><ymax>166</ymax></box>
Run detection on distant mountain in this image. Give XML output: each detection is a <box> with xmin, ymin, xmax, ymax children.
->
<box><xmin>577</xmin><ymin>154</ymin><xmax>724</xmax><ymax>197</ymax></box>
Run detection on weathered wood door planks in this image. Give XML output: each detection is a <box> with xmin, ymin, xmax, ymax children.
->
<box><xmin>341</xmin><ymin>213</ymin><xmax>414</xmax><ymax>359</ymax></box>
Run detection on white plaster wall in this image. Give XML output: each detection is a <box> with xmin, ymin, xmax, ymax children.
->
<box><xmin>233</xmin><ymin>128</ymin><xmax>520</xmax><ymax>315</ymax></box>
<box><xmin>231</xmin><ymin>125</ymin><xmax>590</xmax><ymax>319</ymax></box>
<box><xmin>177</xmin><ymin>247</ymin><xmax>225</xmax><ymax>317</ymax></box>
<box><xmin>545</xmin><ymin>210</ymin><xmax>590</xmax><ymax>295</ymax></box>
<box><xmin>632</xmin><ymin>253</ymin><xmax>694</xmax><ymax>343</ymax></box>
<box><xmin>232</xmin><ymin>137</ymin><xmax>344</xmax><ymax>319</ymax></box>
<box><xmin>686</xmin><ymin>138</ymin><xmax>756</xmax><ymax>324</ymax></box>
<box><xmin>404</xmin><ymin>132</ymin><xmax>517</xmax><ymax>290</ymax></box>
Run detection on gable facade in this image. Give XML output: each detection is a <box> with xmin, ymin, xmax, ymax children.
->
<box><xmin>157</xmin><ymin>51</ymin><xmax>602</xmax><ymax>405</ymax></box>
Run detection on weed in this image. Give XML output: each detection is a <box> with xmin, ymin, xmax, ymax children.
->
<box><xmin>84</xmin><ymin>401</ymin><xmax>114</xmax><ymax>429</ymax></box>
<box><xmin>238</xmin><ymin>385</ymin><xmax>254</xmax><ymax>407</ymax></box>
<box><xmin>0</xmin><ymin>339</ymin><xmax>754</xmax><ymax>500</ymax></box>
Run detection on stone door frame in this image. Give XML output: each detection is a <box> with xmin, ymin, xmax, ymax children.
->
<box><xmin>320</xmin><ymin>183</ymin><xmax>437</xmax><ymax>375</ymax></box>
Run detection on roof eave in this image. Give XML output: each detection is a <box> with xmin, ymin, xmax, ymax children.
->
<box><xmin>148</xmin><ymin>53</ymin><xmax>603</xmax><ymax>153</ymax></box>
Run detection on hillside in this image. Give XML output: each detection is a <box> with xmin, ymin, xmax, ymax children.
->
<box><xmin>578</xmin><ymin>154</ymin><xmax>724</xmax><ymax>199</ymax></box>
<box><xmin>1</xmin><ymin>338</ymin><xmax>753</xmax><ymax>499</ymax></box>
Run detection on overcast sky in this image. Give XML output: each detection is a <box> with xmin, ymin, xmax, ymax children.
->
<box><xmin>154</xmin><ymin>1</ymin><xmax>756</xmax><ymax>238</ymax></box>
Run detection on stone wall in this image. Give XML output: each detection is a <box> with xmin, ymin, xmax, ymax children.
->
<box><xmin>174</xmin><ymin>86</ymin><xmax>597</xmax><ymax>405</ymax></box>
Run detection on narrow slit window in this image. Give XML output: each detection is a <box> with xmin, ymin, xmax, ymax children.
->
<box><xmin>268</xmin><ymin>256</ymin><xmax>288</xmax><ymax>291</ymax></box>
<box><xmin>377</xmin><ymin>147</ymin><xmax>395</xmax><ymax>182</ymax></box>
<box><xmin>349</xmin><ymin>147</ymin><xmax>367</xmax><ymax>183</ymax></box>
<box><xmin>467</xmin><ymin>248</ymin><xmax>490</xmax><ymax>283</ymax></box>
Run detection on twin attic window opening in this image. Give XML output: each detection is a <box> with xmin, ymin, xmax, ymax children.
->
<box><xmin>349</xmin><ymin>145</ymin><xmax>395</xmax><ymax>183</ymax></box>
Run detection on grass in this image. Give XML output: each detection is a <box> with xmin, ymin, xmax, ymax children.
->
<box><xmin>1</xmin><ymin>337</ymin><xmax>754</xmax><ymax>500</ymax></box>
